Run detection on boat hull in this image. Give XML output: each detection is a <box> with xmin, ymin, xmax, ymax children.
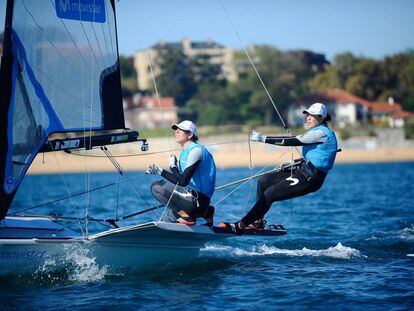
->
<box><xmin>0</xmin><ymin>218</ymin><xmax>225</xmax><ymax>276</ymax></box>
<box><xmin>0</xmin><ymin>218</ymin><xmax>286</xmax><ymax>275</ymax></box>
<box><xmin>89</xmin><ymin>221</ymin><xmax>225</xmax><ymax>268</ymax></box>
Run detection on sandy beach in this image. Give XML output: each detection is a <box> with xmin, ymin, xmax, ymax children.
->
<box><xmin>28</xmin><ymin>136</ymin><xmax>414</xmax><ymax>174</ymax></box>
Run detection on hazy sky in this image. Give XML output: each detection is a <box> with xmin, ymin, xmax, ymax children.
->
<box><xmin>115</xmin><ymin>0</ymin><xmax>414</xmax><ymax>60</ymax></box>
<box><xmin>1</xmin><ymin>0</ymin><xmax>414</xmax><ymax>60</ymax></box>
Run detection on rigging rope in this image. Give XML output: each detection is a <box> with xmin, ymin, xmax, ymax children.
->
<box><xmin>146</xmin><ymin>49</ymin><xmax>181</xmax><ymax>221</ymax></box>
<box><xmin>218</xmin><ymin>0</ymin><xmax>290</xmax><ymax>134</ymax></box>
<box><xmin>159</xmin><ymin>182</ymin><xmax>179</xmax><ymax>221</ymax></box>
<box><xmin>85</xmin><ymin>14</ymin><xmax>95</xmax><ymax>238</ymax></box>
<box><xmin>243</xmin><ymin>133</ymin><xmax>254</xmax><ymax>214</ymax></box>
<box><xmin>213</xmin><ymin>165</ymin><xmax>272</xmax><ymax>206</ymax></box>
<box><xmin>12</xmin><ymin>174</ymin><xmax>148</xmax><ymax>215</ymax></box>
<box><xmin>101</xmin><ymin>146</ymin><xmax>124</xmax><ymax>175</ymax></box>
<box><xmin>100</xmin><ymin>142</ymin><xmax>162</xmax><ymax>219</ymax></box>
<box><xmin>214</xmin><ymin>157</ymin><xmax>297</xmax><ymax>191</ymax></box>
<box><xmin>100</xmin><ymin>146</ymin><xmax>125</xmax><ymax>220</ymax></box>
<box><xmin>13</xmin><ymin>202</ymin><xmax>165</xmax><ymax>229</ymax></box>
<box><xmin>68</xmin><ymin>138</ymin><xmax>249</xmax><ymax>158</ymax></box>
<box><xmin>43</xmin><ymin>138</ymin><xmax>85</xmax><ymax>237</ymax></box>
<box><xmin>213</xmin><ymin>152</ymin><xmax>298</xmax><ymax>220</ymax></box>
<box><xmin>218</xmin><ymin>0</ymin><xmax>304</xmax><ymax>194</ymax></box>
<box><xmin>146</xmin><ymin>49</ymin><xmax>174</xmax><ymax>151</ymax></box>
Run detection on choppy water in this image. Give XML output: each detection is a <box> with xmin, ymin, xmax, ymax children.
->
<box><xmin>2</xmin><ymin>162</ymin><xmax>414</xmax><ymax>310</ymax></box>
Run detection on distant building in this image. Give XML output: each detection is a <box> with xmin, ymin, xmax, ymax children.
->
<box><xmin>123</xmin><ymin>95</ymin><xmax>177</xmax><ymax>130</ymax></box>
<box><xmin>289</xmin><ymin>89</ymin><xmax>371</xmax><ymax>128</ymax></box>
<box><xmin>134</xmin><ymin>37</ymin><xmax>238</xmax><ymax>90</ymax></box>
<box><xmin>289</xmin><ymin>89</ymin><xmax>414</xmax><ymax>128</ymax></box>
<box><xmin>370</xmin><ymin>97</ymin><xmax>414</xmax><ymax>128</ymax></box>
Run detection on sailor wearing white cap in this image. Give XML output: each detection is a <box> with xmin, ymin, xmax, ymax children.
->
<box><xmin>221</xmin><ymin>103</ymin><xmax>338</xmax><ymax>234</ymax></box>
<box><xmin>171</xmin><ymin>120</ymin><xmax>199</xmax><ymax>138</ymax></box>
<box><xmin>146</xmin><ymin>120</ymin><xmax>216</xmax><ymax>226</ymax></box>
<box><xmin>303</xmin><ymin>102</ymin><xmax>331</xmax><ymax>121</ymax></box>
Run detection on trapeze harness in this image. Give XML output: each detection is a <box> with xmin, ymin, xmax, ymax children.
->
<box><xmin>151</xmin><ymin>142</ymin><xmax>216</xmax><ymax>220</ymax></box>
<box><xmin>240</xmin><ymin>124</ymin><xmax>338</xmax><ymax>227</ymax></box>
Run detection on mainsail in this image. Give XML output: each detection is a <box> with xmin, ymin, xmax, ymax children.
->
<box><xmin>0</xmin><ymin>0</ymin><xmax>126</xmax><ymax>218</ymax></box>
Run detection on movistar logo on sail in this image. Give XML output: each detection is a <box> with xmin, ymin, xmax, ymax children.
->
<box><xmin>55</xmin><ymin>0</ymin><xmax>106</xmax><ymax>23</ymax></box>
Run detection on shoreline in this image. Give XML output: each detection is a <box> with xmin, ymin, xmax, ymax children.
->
<box><xmin>27</xmin><ymin>137</ymin><xmax>414</xmax><ymax>174</ymax></box>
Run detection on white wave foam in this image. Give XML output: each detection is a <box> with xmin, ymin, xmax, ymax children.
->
<box><xmin>365</xmin><ymin>225</ymin><xmax>414</xmax><ymax>242</ymax></box>
<box><xmin>407</xmin><ymin>254</ymin><xmax>414</xmax><ymax>257</ymax></box>
<box><xmin>203</xmin><ymin>242</ymin><xmax>364</xmax><ymax>259</ymax></box>
<box><xmin>64</xmin><ymin>245</ymin><xmax>108</xmax><ymax>282</ymax></box>
<box><xmin>202</xmin><ymin>245</ymin><xmax>234</xmax><ymax>253</ymax></box>
<box><xmin>36</xmin><ymin>244</ymin><xmax>108</xmax><ymax>282</ymax></box>
<box><xmin>399</xmin><ymin>226</ymin><xmax>414</xmax><ymax>241</ymax></box>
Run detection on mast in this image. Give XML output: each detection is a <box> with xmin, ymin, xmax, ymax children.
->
<box><xmin>0</xmin><ymin>0</ymin><xmax>15</xmax><ymax>219</ymax></box>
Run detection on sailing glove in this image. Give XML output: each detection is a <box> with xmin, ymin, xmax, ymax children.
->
<box><xmin>250</xmin><ymin>130</ymin><xmax>266</xmax><ymax>143</ymax></box>
<box><xmin>145</xmin><ymin>164</ymin><xmax>162</xmax><ymax>175</ymax></box>
<box><xmin>169</xmin><ymin>154</ymin><xmax>178</xmax><ymax>168</ymax></box>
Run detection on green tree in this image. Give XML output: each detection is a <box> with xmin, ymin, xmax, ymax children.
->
<box><xmin>119</xmin><ymin>55</ymin><xmax>138</xmax><ymax>96</ymax></box>
<box><xmin>119</xmin><ymin>55</ymin><xmax>136</xmax><ymax>79</ymax></box>
<box><xmin>332</xmin><ymin>52</ymin><xmax>360</xmax><ymax>86</ymax></box>
<box><xmin>309</xmin><ymin>51</ymin><xmax>414</xmax><ymax>112</ymax></box>
<box><xmin>309</xmin><ymin>52</ymin><xmax>361</xmax><ymax>93</ymax></box>
<box><xmin>156</xmin><ymin>46</ymin><xmax>196</xmax><ymax>107</ymax></box>
<box><xmin>377</xmin><ymin>52</ymin><xmax>414</xmax><ymax>110</ymax></box>
<box><xmin>157</xmin><ymin>49</ymin><xmax>231</xmax><ymax>119</ymax></box>
<box><xmin>345</xmin><ymin>58</ymin><xmax>382</xmax><ymax>100</ymax></box>
<box><xmin>226</xmin><ymin>79</ymin><xmax>255</xmax><ymax>122</ymax></box>
<box><xmin>184</xmin><ymin>82</ymin><xmax>235</xmax><ymax>125</ymax></box>
<box><xmin>399</xmin><ymin>57</ymin><xmax>414</xmax><ymax>111</ymax></box>
<box><xmin>245</xmin><ymin>46</ymin><xmax>316</xmax><ymax>126</ymax></box>
<box><xmin>309</xmin><ymin>65</ymin><xmax>341</xmax><ymax>90</ymax></box>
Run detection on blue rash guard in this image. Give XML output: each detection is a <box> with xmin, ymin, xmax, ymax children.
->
<box><xmin>263</xmin><ymin>124</ymin><xmax>338</xmax><ymax>173</ymax></box>
<box><xmin>300</xmin><ymin>125</ymin><xmax>338</xmax><ymax>172</ymax></box>
<box><xmin>178</xmin><ymin>142</ymin><xmax>216</xmax><ymax>198</ymax></box>
<box><xmin>161</xmin><ymin>142</ymin><xmax>216</xmax><ymax>198</ymax></box>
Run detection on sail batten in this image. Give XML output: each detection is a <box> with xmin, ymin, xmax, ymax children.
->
<box><xmin>0</xmin><ymin>0</ymin><xmax>125</xmax><ymax>218</ymax></box>
<box><xmin>39</xmin><ymin>131</ymin><xmax>141</xmax><ymax>153</ymax></box>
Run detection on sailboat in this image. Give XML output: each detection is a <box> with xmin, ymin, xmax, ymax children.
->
<box><xmin>0</xmin><ymin>0</ymin><xmax>286</xmax><ymax>276</ymax></box>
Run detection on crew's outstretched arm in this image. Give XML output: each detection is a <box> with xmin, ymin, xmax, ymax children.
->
<box><xmin>251</xmin><ymin>130</ymin><xmax>328</xmax><ymax>146</ymax></box>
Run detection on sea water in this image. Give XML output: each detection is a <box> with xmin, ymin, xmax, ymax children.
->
<box><xmin>1</xmin><ymin>162</ymin><xmax>413</xmax><ymax>309</ymax></box>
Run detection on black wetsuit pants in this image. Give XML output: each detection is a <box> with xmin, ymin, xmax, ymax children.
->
<box><xmin>240</xmin><ymin>162</ymin><xmax>327</xmax><ymax>226</ymax></box>
<box><xmin>151</xmin><ymin>180</ymin><xmax>210</xmax><ymax>222</ymax></box>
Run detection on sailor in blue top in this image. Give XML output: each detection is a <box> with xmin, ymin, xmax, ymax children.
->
<box><xmin>221</xmin><ymin>103</ymin><xmax>338</xmax><ymax>234</ymax></box>
<box><xmin>146</xmin><ymin>120</ymin><xmax>216</xmax><ymax>225</ymax></box>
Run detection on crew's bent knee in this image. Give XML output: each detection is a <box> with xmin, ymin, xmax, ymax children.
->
<box><xmin>151</xmin><ymin>180</ymin><xmax>166</xmax><ymax>198</ymax></box>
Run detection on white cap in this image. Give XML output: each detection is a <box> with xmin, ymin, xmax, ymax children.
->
<box><xmin>303</xmin><ymin>102</ymin><xmax>330</xmax><ymax>120</ymax></box>
<box><xmin>172</xmin><ymin>120</ymin><xmax>198</xmax><ymax>137</ymax></box>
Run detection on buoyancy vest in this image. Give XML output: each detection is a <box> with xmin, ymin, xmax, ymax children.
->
<box><xmin>302</xmin><ymin>125</ymin><xmax>338</xmax><ymax>172</ymax></box>
<box><xmin>179</xmin><ymin>142</ymin><xmax>216</xmax><ymax>198</ymax></box>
